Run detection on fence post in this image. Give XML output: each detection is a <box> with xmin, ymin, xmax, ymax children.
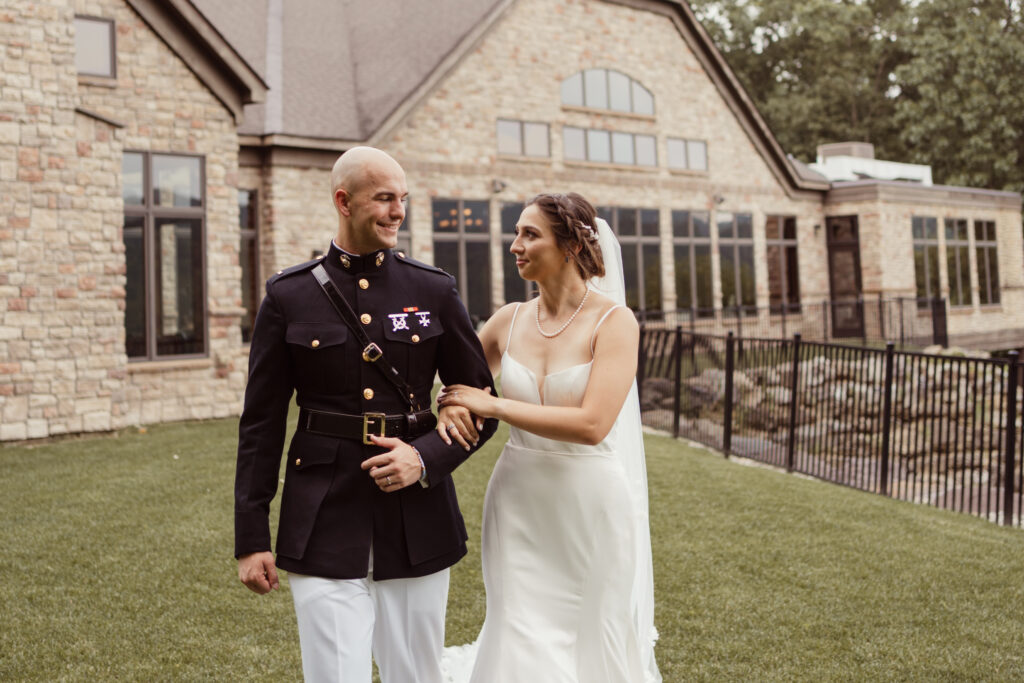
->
<box><xmin>898</xmin><ymin>297</ymin><xmax>905</xmax><ymax>347</ymax></box>
<box><xmin>723</xmin><ymin>331</ymin><xmax>735</xmax><ymax>458</ymax></box>
<box><xmin>879</xmin><ymin>342</ymin><xmax>895</xmax><ymax>496</ymax></box>
<box><xmin>786</xmin><ymin>333</ymin><xmax>802</xmax><ymax>472</ymax></box>
<box><xmin>1003</xmin><ymin>351</ymin><xmax>1019</xmax><ymax>526</ymax></box>
<box><xmin>822</xmin><ymin>301</ymin><xmax>829</xmax><ymax>341</ymax></box>
<box><xmin>672</xmin><ymin>326</ymin><xmax>683</xmax><ymax>440</ymax></box>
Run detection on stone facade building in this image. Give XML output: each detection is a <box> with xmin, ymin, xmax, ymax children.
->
<box><xmin>2</xmin><ymin>0</ymin><xmax>1021</xmax><ymax>441</ymax></box>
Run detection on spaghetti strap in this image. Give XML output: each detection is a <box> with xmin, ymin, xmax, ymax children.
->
<box><xmin>590</xmin><ymin>304</ymin><xmax>624</xmax><ymax>356</ymax></box>
<box><xmin>505</xmin><ymin>302</ymin><xmax>523</xmax><ymax>355</ymax></box>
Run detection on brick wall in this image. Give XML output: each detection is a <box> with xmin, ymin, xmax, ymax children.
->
<box><xmin>0</xmin><ymin>0</ymin><xmax>244</xmax><ymax>441</ymax></box>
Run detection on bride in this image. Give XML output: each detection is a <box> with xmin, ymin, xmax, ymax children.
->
<box><xmin>435</xmin><ymin>193</ymin><xmax>660</xmax><ymax>682</ymax></box>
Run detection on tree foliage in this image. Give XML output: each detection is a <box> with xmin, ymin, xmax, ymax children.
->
<box><xmin>689</xmin><ymin>0</ymin><xmax>1024</xmax><ymax>192</ymax></box>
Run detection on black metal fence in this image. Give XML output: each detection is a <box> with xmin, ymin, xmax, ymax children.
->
<box><xmin>638</xmin><ymin>296</ymin><xmax>948</xmax><ymax>349</ymax></box>
<box><xmin>639</xmin><ymin>326</ymin><xmax>1023</xmax><ymax>526</ymax></box>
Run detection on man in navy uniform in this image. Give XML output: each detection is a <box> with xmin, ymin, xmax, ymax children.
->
<box><xmin>235</xmin><ymin>146</ymin><xmax>496</xmax><ymax>682</ymax></box>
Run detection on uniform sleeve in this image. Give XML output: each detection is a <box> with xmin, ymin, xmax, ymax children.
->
<box><xmin>234</xmin><ymin>283</ymin><xmax>294</xmax><ymax>557</ymax></box>
<box><xmin>410</xmin><ymin>275</ymin><xmax>498</xmax><ymax>483</ymax></box>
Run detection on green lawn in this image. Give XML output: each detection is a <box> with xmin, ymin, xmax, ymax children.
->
<box><xmin>2</xmin><ymin>415</ymin><xmax>1024</xmax><ymax>681</ymax></box>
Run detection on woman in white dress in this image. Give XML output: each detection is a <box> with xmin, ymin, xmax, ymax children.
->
<box><xmin>436</xmin><ymin>193</ymin><xmax>660</xmax><ymax>683</ymax></box>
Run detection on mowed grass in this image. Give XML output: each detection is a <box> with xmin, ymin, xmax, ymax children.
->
<box><xmin>2</xmin><ymin>413</ymin><xmax>1024</xmax><ymax>681</ymax></box>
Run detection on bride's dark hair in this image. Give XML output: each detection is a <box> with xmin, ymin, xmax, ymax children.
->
<box><xmin>525</xmin><ymin>193</ymin><xmax>605</xmax><ymax>279</ymax></box>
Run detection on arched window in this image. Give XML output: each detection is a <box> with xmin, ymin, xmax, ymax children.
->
<box><xmin>560</xmin><ymin>68</ymin><xmax>654</xmax><ymax>116</ymax></box>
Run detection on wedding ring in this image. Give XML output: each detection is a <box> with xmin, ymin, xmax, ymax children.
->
<box><xmin>385</xmin><ymin>476</ymin><xmax>392</xmax><ymax>486</ymax></box>
<box><xmin>447</xmin><ymin>423</ymin><xmax>456</xmax><ymax>431</ymax></box>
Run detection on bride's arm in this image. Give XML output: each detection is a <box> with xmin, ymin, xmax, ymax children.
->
<box><xmin>439</xmin><ymin>307</ymin><xmax>638</xmax><ymax>445</ymax></box>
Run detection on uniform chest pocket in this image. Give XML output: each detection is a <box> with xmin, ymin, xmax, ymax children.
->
<box><xmin>285</xmin><ymin>322</ymin><xmax>351</xmax><ymax>394</ymax></box>
<box><xmin>381</xmin><ymin>319</ymin><xmax>444</xmax><ymax>382</ymax></box>
<box><xmin>286</xmin><ymin>322</ymin><xmax>348</xmax><ymax>350</ymax></box>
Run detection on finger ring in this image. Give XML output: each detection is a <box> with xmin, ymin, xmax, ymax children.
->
<box><xmin>453</xmin><ymin>391</ymin><xmax>459</xmax><ymax>396</ymax></box>
<box><xmin>447</xmin><ymin>423</ymin><xmax>456</xmax><ymax>431</ymax></box>
<box><xmin>385</xmin><ymin>475</ymin><xmax>392</xmax><ymax>486</ymax></box>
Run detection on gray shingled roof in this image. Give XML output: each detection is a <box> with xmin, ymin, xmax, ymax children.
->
<box><xmin>190</xmin><ymin>0</ymin><xmax>504</xmax><ymax>141</ymax></box>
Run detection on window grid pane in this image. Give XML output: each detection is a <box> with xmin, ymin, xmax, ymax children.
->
<box><xmin>496</xmin><ymin>119</ymin><xmax>522</xmax><ymax>156</ymax></box>
<box><xmin>74</xmin><ymin>17</ymin><xmax>114</xmax><ymax>77</ymax></box>
<box><xmin>523</xmin><ymin>123</ymin><xmax>549</xmax><ymax>157</ymax></box>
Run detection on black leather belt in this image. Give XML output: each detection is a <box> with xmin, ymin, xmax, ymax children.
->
<box><xmin>298</xmin><ymin>407</ymin><xmax>435</xmax><ymax>444</ymax></box>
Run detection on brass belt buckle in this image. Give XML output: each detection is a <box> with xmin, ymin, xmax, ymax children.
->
<box><xmin>362</xmin><ymin>412</ymin><xmax>386</xmax><ymax>444</ymax></box>
<box><xmin>362</xmin><ymin>343</ymin><xmax>383</xmax><ymax>362</ymax></box>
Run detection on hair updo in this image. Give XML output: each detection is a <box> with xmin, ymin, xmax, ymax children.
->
<box><xmin>525</xmin><ymin>192</ymin><xmax>605</xmax><ymax>280</ymax></box>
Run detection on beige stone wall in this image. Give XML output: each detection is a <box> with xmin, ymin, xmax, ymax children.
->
<box><xmin>0</xmin><ymin>0</ymin><xmax>245</xmax><ymax>441</ymax></box>
<box><xmin>382</xmin><ymin>0</ymin><xmax>830</xmax><ymax>316</ymax></box>
<box><xmin>827</xmin><ymin>191</ymin><xmax>1024</xmax><ymax>342</ymax></box>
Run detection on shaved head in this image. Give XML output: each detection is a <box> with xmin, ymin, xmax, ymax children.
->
<box><xmin>331</xmin><ymin>146</ymin><xmax>404</xmax><ymax>201</ymax></box>
<box><xmin>330</xmin><ymin>146</ymin><xmax>408</xmax><ymax>254</ymax></box>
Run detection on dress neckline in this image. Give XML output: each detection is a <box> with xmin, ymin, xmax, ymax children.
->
<box><xmin>502</xmin><ymin>352</ymin><xmax>592</xmax><ymax>406</ymax></box>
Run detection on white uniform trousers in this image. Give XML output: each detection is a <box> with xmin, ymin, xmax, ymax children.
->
<box><xmin>289</xmin><ymin>568</ymin><xmax>449</xmax><ymax>683</ymax></box>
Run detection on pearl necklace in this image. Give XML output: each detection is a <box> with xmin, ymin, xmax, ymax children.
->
<box><xmin>536</xmin><ymin>288</ymin><xmax>590</xmax><ymax>338</ymax></box>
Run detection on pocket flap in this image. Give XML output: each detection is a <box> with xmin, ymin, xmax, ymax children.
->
<box><xmin>287</xmin><ymin>430</ymin><xmax>340</xmax><ymax>468</ymax></box>
<box><xmin>382</xmin><ymin>319</ymin><xmax>444</xmax><ymax>345</ymax></box>
<box><xmin>286</xmin><ymin>322</ymin><xmax>348</xmax><ymax>350</ymax></box>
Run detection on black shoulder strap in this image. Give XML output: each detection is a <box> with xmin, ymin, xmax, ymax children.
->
<box><xmin>311</xmin><ymin>264</ymin><xmax>420</xmax><ymax>412</ymax></box>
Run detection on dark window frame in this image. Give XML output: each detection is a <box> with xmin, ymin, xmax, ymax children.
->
<box><xmin>717</xmin><ymin>212</ymin><xmax>756</xmax><ymax>316</ymax></box>
<box><xmin>671</xmin><ymin>210</ymin><xmax>713</xmax><ymax>318</ymax></box>
<box><xmin>598</xmin><ymin>206</ymin><xmax>661</xmax><ymax>311</ymax></box>
<box><xmin>123</xmin><ymin>150</ymin><xmax>208</xmax><ymax>361</ymax></box>
<box><xmin>432</xmin><ymin>198</ymin><xmax>492</xmax><ymax>322</ymax></box>
<box><xmin>765</xmin><ymin>215</ymin><xmax>801</xmax><ymax>314</ymax></box>
<box><xmin>239</xmin><ymin>189</ymin><xmax>259</xmax><ymax>343</ymax></box>
<box><xmin>912</xmin><ymin>216</ymin><xmax>941</xmax><ymax>310</ymax></box>
<box><xmin>975</xmin><ymin>219</ymin><xmax>1001</xmax><ymax>306</ymax></box>
<box><xmin>944</xmin><ymin>218</ymin><xmax>972</xmax><ymax>308</ymax></box>
<box><xmin>500</xmin><ymin>202</ymin><xmax>535</xmax><ymax>304</ymax></box>
<box><xmin>74</xmin><ymin>15</ymin><xmax>116</xmax><ymax>79</ymax></box>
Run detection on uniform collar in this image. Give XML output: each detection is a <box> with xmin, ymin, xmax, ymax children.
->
<box><xmin>326</xmin><ymin>241</ymin><xmax>391</xmax><ymax>274</ymax></box>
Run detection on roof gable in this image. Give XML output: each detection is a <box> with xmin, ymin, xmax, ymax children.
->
<box><xmin>126</xmin><ymin>0</ymin><xmax>267</xmax><ymax>123</ymax></box>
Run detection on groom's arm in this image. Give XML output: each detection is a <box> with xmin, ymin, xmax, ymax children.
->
<box><xmin>408</xmin><ymin>276</ymin><xmax>497</xmax><ymax>485</ymax></box>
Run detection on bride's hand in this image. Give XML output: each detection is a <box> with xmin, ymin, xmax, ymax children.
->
<box><xmin>436</xmin><ymin>404</ymin><xmax>479</xmax><ymax>451</ymax></box>
<box><xmin>437</xmin><ymin>384</ymin><xmax>496</xmax><ymax>420</ymax></box>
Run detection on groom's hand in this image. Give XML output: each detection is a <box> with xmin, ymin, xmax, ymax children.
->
<box><xmin>362</xmin><ymin>436</ymin><xmax>423</xmax><ymax>491</ymax></box>
<box><xmin>238</xmin><ymin>551</ymin><xmax>279</xmax><ymax>594</ymax></box>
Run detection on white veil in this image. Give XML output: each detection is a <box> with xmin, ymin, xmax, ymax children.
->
<box><xmin>589</xmin><ymin>217</ymin><xmax>661</xmax><ymax>683</ymax></box>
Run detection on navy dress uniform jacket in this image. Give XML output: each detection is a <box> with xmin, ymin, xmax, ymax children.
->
<box><xmin>235</xmin><ymin>242</ymin><xmax>497</xmax><ymax>580</ymax></box>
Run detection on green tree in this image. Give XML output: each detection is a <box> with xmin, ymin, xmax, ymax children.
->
<box><xmin>893</xmin><ymin>0</ymin><xmax>1024</xmax><ymax>192</ymax></box>
<box><xmin>689</xmin><ymin>0</ymin><xmax>912</xmax><ymax>163</ymax></box>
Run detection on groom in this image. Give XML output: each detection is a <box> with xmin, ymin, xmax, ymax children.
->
<box><xmin>235</xmin><ymin>146</ymin><xmax>496</xmax><ymax>682</ymax></box>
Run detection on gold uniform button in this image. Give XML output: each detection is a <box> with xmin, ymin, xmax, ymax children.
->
<box><xmin>295</xmin><ymin>458</ymin><xmax>302</xmax><ymax>466</ymax></box>
<box><xmin>411</xmin><ymin>334</ymin><xmax>420</xmax><ymax>343</ymax></box>
<box><xmin>360</xmin><ymin>313</ymin><xmax>371</xmax><ymax>325</ymax></box>
<box><xmin>311</xmin><ymin>339</ymin><xmax>320</xmax><ymax>348</ymax></box>
<box><xmin>363</xmin><ymin>388</ymin><xmax>374</xmax><ymax>400</ymax></box>
<box><xmin>358</xmin><ymin>278</ymin><xmax>369</xmax><ymax>290</ymax></box>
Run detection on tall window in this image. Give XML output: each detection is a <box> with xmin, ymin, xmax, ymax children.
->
<box><xmin>912</xmin><ymin>216</ymin><xmax>940</xmax><ymax>309</ymax></box>
<box><xmin>496</xmin><ymin>119</ymin><xmax>549</xmax><ymax>157</ymax></box>
<box><xmin>718</xmin><ymin>212</ymin><xmax>756</xmax><ymax>315</ymax></box>
<box><xmin>765</xmin><ymin>216</ymin><xmax>800</xmax><ymax>313</ymax></box>
<box><xmin>975</xmin><ymin>219</ymin><xmax>1000</xmax><ymax>305</ymax></box>
<box><xmin>598</xmin><ymin>207</ymin><xmax>661</xmax><ymax>310</ymax></box>
<box><xmin>432</xmin><ymin>199</ymin><xmax>491</xmax><ymax>322</ymax></box>
<box><xmin>500</xmin><ymin>203</ymin><xmax>532</xmax><ymax>304</ymax></box>
<box><xmin>671</xmin><ymin>210</ymin><xmax>713</xmax><ymax>317</ymax></box>
<box><xmin>560</xmin><ymin>68</ymin><xmax>654</xmax><ymax>116</ymax></box>
<box><xmin>239</xmin><ymin>189</ymin><xmax>259</xmax><ymax>343</ymax></box>
<box><xmin>944</xmin><ymin>218</ymin><xmax>971</xmax><ymax>307</ymax></box>
<box><xmin>74</xmin><ymin>16</ymin><xmax>115</xmax><ymax>78</ymax></box>
<box><xmin>123</xmin><ymin>152</ymin><xmax>206</xmax><ymax>359</ymax></box>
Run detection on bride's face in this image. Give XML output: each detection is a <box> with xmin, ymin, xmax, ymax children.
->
<box><xmin>510</xmin><ymin>204</ymin><xmax>564</xmax><ymax>281</ymax></box>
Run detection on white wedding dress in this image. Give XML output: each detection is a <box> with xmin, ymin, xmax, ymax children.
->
<box><xmin>442</xmin><ymin>219</ymin><xmax>660</xmax><ymax>683</ymax></box>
